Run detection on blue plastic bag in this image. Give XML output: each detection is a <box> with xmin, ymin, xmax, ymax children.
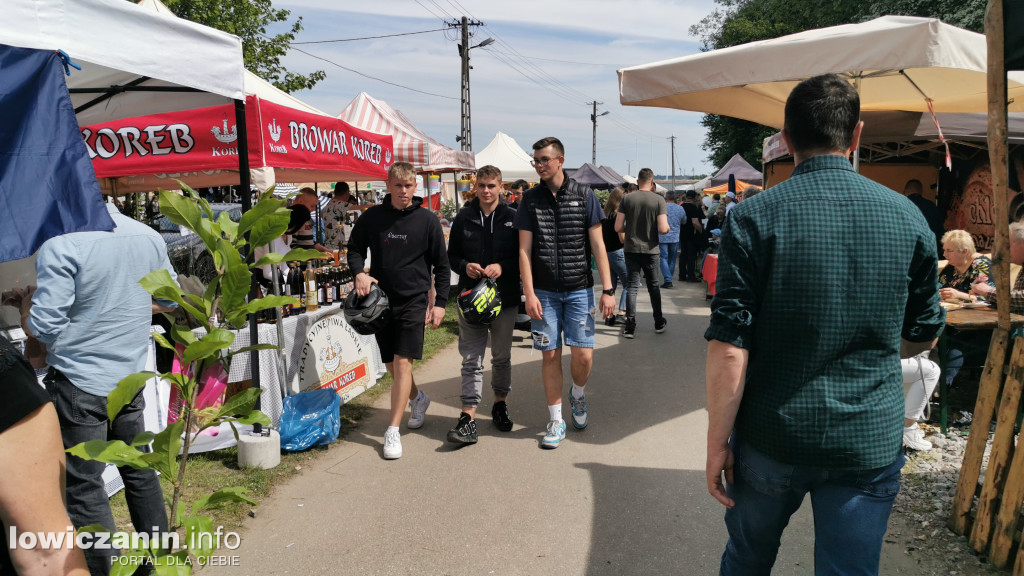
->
<box><xmin>279</xmin><ymin>388</ymin><xmax>341</xmax><ymax>452</ymax></box>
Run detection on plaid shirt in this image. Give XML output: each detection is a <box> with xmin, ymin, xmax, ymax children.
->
<box><xmin>706</xmin><ymin>155</ymin><xmax>944</xmax><ymax>470</ymax></box>
<box><xmin>987</xmin><ymin>269</ymin><xmax>1024</xmax><ymax>314</ymax></box>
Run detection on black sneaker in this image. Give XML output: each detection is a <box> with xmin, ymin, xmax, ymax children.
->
<box><xmin>622</xmin><ymin>320</ymin><xmax>636</xmax><ymax>339</ymax></box>
<box><xmin>446</xmin><ymin>412</ymin><xmax>478</xmax><ymax>444</ymax></box>
<box><xmin>661</xmin><ymin>282</ymin><xmax>674</xmax><ymax>289</ymax></box>
<box><xmin>491</xmin><ymin>401</ymin><xmax>514</xmax><ymax>432</ymax></box>
<box><xmin>604</xmin><ymin>315</ymin><xmax>617</xmax><ymax>327</ymax></box>
<box><xmin>655</xmin><ymin>317</ymin><xmax>668</xmax><ymax>334</ymax></box>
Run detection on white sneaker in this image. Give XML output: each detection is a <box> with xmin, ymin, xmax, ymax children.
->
<box><xmin>383</xmin><ymin>428</ymin><xmax>402</xmax><ymax>459</ymax></box>
<box><xmin>903</xmin><ymin>424</ymin><xmax>932</xmax><ymax>451</ymax></box>
<box><xmin>408</xmin><ymin>391</ymin><xmax>431</xmax><ymax>429</ymax></box>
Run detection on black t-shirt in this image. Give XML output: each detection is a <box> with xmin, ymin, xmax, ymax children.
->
<box><xmin>681</xmin><ymin>201</ymin><xmax>704</xmax><ymax>241</ymax></box>
<box><xmin>601</xmin><ymin>217</ymin><xmax>623</xmax><ymax>252</ymax></box>
<box><xmin>0</xmin><ymin>335</ymin><xmax>49</xmax><ymax>574</ymax></box>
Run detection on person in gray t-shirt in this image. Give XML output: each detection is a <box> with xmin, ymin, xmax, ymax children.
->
<box><xmin>615</xmin><ymin>168</ymin><xmax>669</xmax><ymax>337</ymax></box>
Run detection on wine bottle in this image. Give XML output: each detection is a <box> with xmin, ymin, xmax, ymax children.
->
<box><xmin>304</xmin><ymin>264</ymin><xmax>319</xmax><ymax>312</ymax></box>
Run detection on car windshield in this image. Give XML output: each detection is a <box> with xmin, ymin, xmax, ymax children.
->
<box><xmin>154</xmin><ymin>204</ymin><xmax>242</xmax><ymax>232</ymax></box>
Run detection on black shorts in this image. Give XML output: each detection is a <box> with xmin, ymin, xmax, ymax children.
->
<box><xmin>374</xmin><ymin>293</ymin><xmax>429</xmax><ymax>363</ymax></box>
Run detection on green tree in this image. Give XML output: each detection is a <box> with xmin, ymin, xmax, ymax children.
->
<box><xmin>163</xmin><ymin>0</ymin><xmax>325</xmax><ymax>93</ymax></box>
<box><xmin>690</xmin><ymin>0</ymin><xmax>987</xmax><ymax>171</ymax></box>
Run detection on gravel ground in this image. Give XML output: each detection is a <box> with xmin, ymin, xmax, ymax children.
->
<box><xmin>883</xmin><ymin>416</ymin><xmax>1008</xmax><ymax>575</ymax></box>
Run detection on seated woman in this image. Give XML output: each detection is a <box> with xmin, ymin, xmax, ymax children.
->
<box><xmin>939</xmin><ymin>230</ymin><xmax>995</xmax><ymax>386</ymax></box>
<box><xmin>938</xmin><ymin>229</ymin><xmax>992</xmax><ymax>303</ymax></box>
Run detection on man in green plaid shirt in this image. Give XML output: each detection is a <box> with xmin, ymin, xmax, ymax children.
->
<box><xmin>704</xmin><ymin>74</ymin><xmax>944</xmax><ymax>575</ymax></box>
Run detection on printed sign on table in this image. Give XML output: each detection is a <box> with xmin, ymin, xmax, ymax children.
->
<box><xmin>298</xmin><ymin>315</ymin><xmax>374</xmax><ymax>404</ymax></box>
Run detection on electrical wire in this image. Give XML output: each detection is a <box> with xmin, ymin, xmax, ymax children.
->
<box><xmin>291</xmin><ymin>28</ymin><xmax>448</xmax><ymax>45</ymax></box>
<box><xmin>286</xmin><ymin>44</ymin><xmax>458</xmax><ymax>100</ymax></box>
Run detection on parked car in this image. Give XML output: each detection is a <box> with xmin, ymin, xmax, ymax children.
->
<box><xmin>154</xmin><ymin>203</ymin><xmax>242</xmax><ymax>284</ymax></box>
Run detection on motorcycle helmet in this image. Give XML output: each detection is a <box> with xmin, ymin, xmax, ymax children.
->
<box><xmin>457</xmin><ymin>277</ymin><xmax>502</xmax><ymax>325</ymax></box>
<box><xmin>344</xmin><ymin>283</ymin><xmax>392</xmax><ymax>335</ymax></box>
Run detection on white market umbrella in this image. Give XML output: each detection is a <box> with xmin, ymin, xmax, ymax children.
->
<box><xmin>618</xmin><ymin>16</ymin><xmax>1024</xmax><ymax>129</ymax></box>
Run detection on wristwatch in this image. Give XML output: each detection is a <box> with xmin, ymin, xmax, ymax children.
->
<box><xmin>602</xmin><ymin>288</ymin><xmax>615</xmax><ymax>296</ymax></box>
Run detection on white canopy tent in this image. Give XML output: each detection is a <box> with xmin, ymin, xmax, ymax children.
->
<box><xmin>474</xmin><ymin>132</ymin><xmax>535</xmax><ymax>181</ymax></box>
<box><xmin>7</xmin><ymin>0</ymin><xmax>245</xmax><ymax>125</ymax></box>
<box><xmin>618</xmin><ymin>16</ymin><xmax>1024</xmax><ymax>129</ymax></box>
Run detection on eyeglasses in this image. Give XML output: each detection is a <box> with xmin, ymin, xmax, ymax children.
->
<box><xmin>531</xmin><ymin>156</ymin><xmax>562</xmax><ymax>167</ymax></box>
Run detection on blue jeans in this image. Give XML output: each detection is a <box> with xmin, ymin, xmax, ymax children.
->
<box><xmin>720</xmin><ymin>435</ymin><xmax>904</xmax><ymax>576</ymax></box>
<box><xmin>46</xmin><ymin>371</ymin><xmax>169</xmax><ymax>575</ymax></box>
<box><xmin>659</xmin><ymin>242</ymin><xmax>679</xmax><ymax>284</ymax></box>
<box><xmin>607</xmin><ymin>249</ymin><xmax>629</xmax><ymax>311</ymax></box>
<box><xmin>530</xmin><ymin>288</ymin><xmax>596</xmax><ymax>350</ymax></box>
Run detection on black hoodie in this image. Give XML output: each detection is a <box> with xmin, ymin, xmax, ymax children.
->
<box><xmin>347</xmin><ymin>195</ymin><xmax>450</xmax><ymax>306</ymax></box>
<box><xmin>447</xmin><ymin>196</ymin><xmax>519</xmax><ymax>306</ymax></box>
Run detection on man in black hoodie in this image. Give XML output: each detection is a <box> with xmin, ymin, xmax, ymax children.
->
<box><xmin>445</xmin><ymin>165</ymin><xmax>520</xmax><ymax>444</ymax></box>
<box><xmin>348</xmin><ymin>162</ymin><xmax>451</xmax><ymax>460</ymax></box>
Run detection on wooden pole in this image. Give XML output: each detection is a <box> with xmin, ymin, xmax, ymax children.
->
<box><xmin>949</xmin><ymin>328</ymin><xmax>1011</xmax><ymax>534</ymax></box>
<box><xmin>988</xmin><ymin>0</ymin><xmax>1010</xmax><ymax>330</ymax></box>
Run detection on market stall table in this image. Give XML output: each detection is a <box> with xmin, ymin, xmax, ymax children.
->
<box><xmin>937</xmin><ymin>306</ymin><xmax>1024</xmax><ymax>433</ymax></box>
<box><xmin>190</xmin><ymin>305</ymin><xmax>386</xmax><ymax>427</ymax></box>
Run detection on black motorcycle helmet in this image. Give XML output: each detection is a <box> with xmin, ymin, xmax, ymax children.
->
<box><xmin>457</xmin><ymin>277</ymin><xmax>502</xmax><ymax>325</ymax></box>
<box><xmin>344</xmin><ymin>283</ymin><xmax>392</xmax><ymax>335</ymax></box>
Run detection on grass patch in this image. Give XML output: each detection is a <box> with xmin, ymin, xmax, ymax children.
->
<box><xmin>109</xmin><ymin>299</ymin><xmax>460</xmax><ymax>533</ymax></box>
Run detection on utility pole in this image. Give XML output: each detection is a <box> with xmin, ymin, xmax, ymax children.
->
<box><xmin>589</xmin><ymin>101</ymin><xmax>608</xmax><ymax>165</ymax></box>
<box><xmin>669</xmin><ymin>135</ymin><xmax>676</xmax><ymax>191</ymax></box>
<box><xmin>451</xmin><ymin>17</ymin><xmax>489</xmax><ymax>152</ymax></box>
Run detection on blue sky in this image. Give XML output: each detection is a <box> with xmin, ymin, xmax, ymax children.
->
<box><xmin>270</xmin><ymin>0</ymin><xmax>721</xmax><ymax>178</ymax></box>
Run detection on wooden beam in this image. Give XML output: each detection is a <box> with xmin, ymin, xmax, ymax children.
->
<box><xmin>972</xmin><ymin>337</ymin><xmax>1024</xmax><ymax>554</ymax></box>
<box><xmin>950</xmin><ymin>328</ymin><xmax>1011</xmax><ymax>535</ymax></box>
<box><xmin>989</xmin><ymin>0</ymin><xmax>1011</xmax><ymax>331</ymax></box>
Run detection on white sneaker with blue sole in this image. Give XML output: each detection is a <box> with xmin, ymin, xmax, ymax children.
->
<box><xmin>541</xmin><ymin>420</ymin><xmax>566</xmax><ymax>449</ymax></box>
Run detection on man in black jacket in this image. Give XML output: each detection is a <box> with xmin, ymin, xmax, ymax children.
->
<box><xmin>446</xmin><ymin>165</ymin><xmax>520</xmax><ymax>444</ymax></box>
<box><xmin>516</xmin><ymin>137</ymin><xmax>616</xmax><ymax>450</ymax></box>
<box><xmin>348</xmin><ymin>162</ymin><xmax>451</xmax><ymax>460</ymax></box>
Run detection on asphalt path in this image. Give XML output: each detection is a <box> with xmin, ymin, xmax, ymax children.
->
<box><xmin>205</xmin><ymin>279</ymin><xmax>913</xmax><ymax>576</ymax></box>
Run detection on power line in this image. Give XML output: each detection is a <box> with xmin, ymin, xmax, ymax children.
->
<box><xmin>413</xmin><ymin>0</ymin><xmax>447</xmax><ymax>21</ymax></box>
<box><xmin>286</xmin><ymin>44</ymin><xmax>458</xmax><ymax>100</ymax></box>
<box><xmin>291</xmin><ymin>28</ymin><xmax>448</xmax><ymax>45</ymax></box>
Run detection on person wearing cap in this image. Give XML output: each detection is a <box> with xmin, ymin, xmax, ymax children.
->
<box><xmin>723</xmin><ymin>191</ymin><xmax>738</xmax><ymax>217</ymax></box>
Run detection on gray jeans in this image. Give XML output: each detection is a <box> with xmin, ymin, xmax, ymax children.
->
<box><xmin>458</xmin><ymin>305</ymin><xmax>517</xmax><ymax>407</ymax></box>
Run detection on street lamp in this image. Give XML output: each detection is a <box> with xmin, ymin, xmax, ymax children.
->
<box><xmin>455</xmin><ymin>17</ymin><xmax>493</xmax><ymax>152</ymax></box>
<box><xmin>590</xmin><ymin>102</ymin><xmax>609</xmax><ymax>164</ymax></box>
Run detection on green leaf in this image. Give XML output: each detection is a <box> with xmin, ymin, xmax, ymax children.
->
<box><xmin>131</xmin><ymin>431</ymin><xmax>157</xmax><ymax>447</ymax></box>
<box><xmin>152</xmin><ymin>331</ymin><xmax>176</xmax><ymax>352</ymax></box>
<box><xmin>212</xmin><ymin>388</ymin><xmax>262</xmax><ymax>419</ymax></box>
<box><xmin>225</xmin><ymin>310</ymin><xmax>249</xmax><ymax>330</ymax></box>
<box><xmin>220</xmin><ymin>262</ymin><xmax>251</xmax><ymax>313</ymax></box>
<box><xmin>227</xmin><ymin>344</ymin><xmax>279</xmax><ymax>357</ymax></box>
<box><xmin>107</xmin><ymin>372</ymin><xmax>156</xmax><ymax>422</ymax></box>
<box><xmin>248</xmin><ymin>211</ymin><xmax>290</xmax><ymax>252</ymax></box>
<box><xmin>158</xmin><ymin>189</ymin><xmax>201</xmax><ymax>232</ymax></box>
<box><xmin>184</xmin><ymin>515</ymin><xmax>216</xmax><ymax>561</ymax></box>
<box><xmin>140</xmin><ymin>270</ymin><xmax>205</xmax><ymax>322</ymax></box>
<box><xmin>67</xmin><ymin>440</ymin><xmax>149</xmax><ymax>469</ymax></box>
<box><xmin>225</xmin><ymin>409</ymin><xmax>272</xmax><ymax>428</ymax></box>
<box><xmin>141</xmin><ymin>422</ymin><xmax>183</xmax><ymax>478</ymax></box>
<box><xmin>218</xmin><ymin>210</ymin><xmax>239</xmax><ymax>242</ymax></box>
<box><xmin>165</xmin><ymin>373</ymin><xmax>195</xmax><ymax>404</ymax></box>
<box><xmin>250</xmin><ymin>252</ymin><xmax>286</xmax><ymax>268</ymax></box>
<box><xmin>243</xmin><ymin>295</ymin><xmax>299</xmax><ymax>314</ymax></box>
<box><xmin>282</xmin><ymin>248</ymin><xmax>327</xmax><ymax>262</ymax></box>
<box><xmin>182</xmin><ymin>329</ymin><xmax>234</xmax><ymax>365</ymax></box>
<box><xmin>194</xmin><ymin>217</ymin><xmax>221</xmax><ymax>256</ymax></box>
<box><xmin>169</xmin><ymin>321</ymin><xmax>197</xmax><ymax>346</ymax></box>
<box><xmin>238</xmin><ymin>195</ymin><xmax>287</xmax><ymax>237</ymax></box>
<box><xmin>192</xmin><ymin>487</ymin><xmax>257</xmax><ymax>514</ymax></box>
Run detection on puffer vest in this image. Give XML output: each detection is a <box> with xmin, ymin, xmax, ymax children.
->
<box><xmin>526</xmin><ymin>177</ymin><xmax>594</xmax><ymax>291</ymax></box>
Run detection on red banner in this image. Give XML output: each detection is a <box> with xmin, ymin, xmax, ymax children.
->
<box><xmin>84</xmin><ymin>104</ymin><xmax>238</xmax><ymax>178</ymax></box>
<box><xmin>83</xmin><ymin>98</ymin><xmax>392</xmax><ymax>184</ymax></box>
<box><xmin>247</xmin><ymin>96</ymin><xmax>391</xmax><ymax>180</ymax></box>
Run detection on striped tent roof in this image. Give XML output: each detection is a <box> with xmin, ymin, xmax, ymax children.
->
<box><xmin>339</xmin><ymin>92</ymin><xmax>475</xmax><ymax>172</ymax></box>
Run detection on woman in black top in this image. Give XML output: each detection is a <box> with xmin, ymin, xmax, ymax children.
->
<box><xmin>601</xmin><ymin>186</ymin><xmax>629</xmax><ymax>325</ymax></box>
<box><xmin>0</xmin><ymin>335</ymin><xmax>88</xmax><ymax>575</ymax></box>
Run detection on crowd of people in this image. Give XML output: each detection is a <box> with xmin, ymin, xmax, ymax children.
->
<box><xmin>5</xmin><ymin>71</ymin><xmax>1023</xmax><ymax>576</ymax></box>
